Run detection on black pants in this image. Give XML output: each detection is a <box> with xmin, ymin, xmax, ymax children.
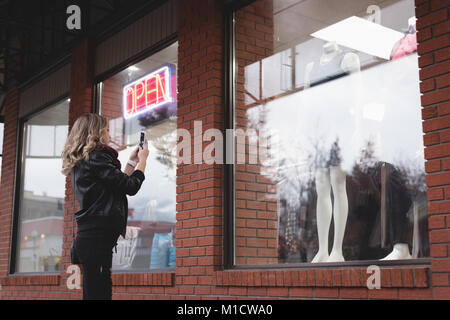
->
<box><xmin>74</xmin><ymin>229</ymin><xmax>120</xmax><ymax>300</ymax></box>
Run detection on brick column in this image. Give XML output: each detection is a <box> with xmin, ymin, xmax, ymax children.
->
<box><xmin>176</xmin><ymin>0</ymin><xmax>224</xmax><ymax>296</ymax></box>
<box><xmin>0</xmin><ymin>87</ymin><xmax>19</xmax><ymax>278</ymax></box>
<box><xmin>234</xmin><ymin>0</ymin><xmax>278</xmax><ymax>265</ymax></box>
<box><xmin>415</xmin><ymin>0</ymin><xmax>450</xmax><ymax>300</ymax></box>
<box><xmin>61</xmin><ymin>38</ymin><xmax>94</xmax><ymax>291</ymax></box>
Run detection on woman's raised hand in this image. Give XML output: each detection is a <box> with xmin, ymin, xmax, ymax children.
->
<box><xmin>138</xmin><ymin>138</ymin><xmax>149</xmax><ymax>163</ymax></box>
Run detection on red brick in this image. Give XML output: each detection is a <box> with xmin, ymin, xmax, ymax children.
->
<box><xmin>289</xmin><ymin>287</ymin><xmax>313</xmax><ymax>298</ymax></box>
<box><xmin>431</xmin><ymin>0</ymin><xmax>450</xmax><ymax>12</ymax></box>
<box><xmin>416</xmin><ymin>8</ymin><xmax>448</xmax><ymax>29</ymax></box>
<box><xmin>399</xmin><ymin>288</ymin><xmax>432</xmax><ymax>300</ymax></box>
<box><xmin>339</xmin><ymin>288</ymin><xmax>368</xmax><ymax>299</ymax></box>
<box><xmin>434</xmin><ymin>287</ymin><xmax>450</xmax><ymax>299</ymax></box>
<box><xmin>420</xmin><ymin>60</ymin><xmax>450</xmax><ymax>80</ymax></box>
<box><xmin>436</xmin><ymin>46</ymin><xmax>450</xmax><ymax>62</ymax></box>
<box><xmin>432</xmin><ymin>273</ymin><xmax>450</xmax><ymax>286</ymax></box>
<box><xmin>436</xmin><ymin>73</ymin><xmax>450</xmax><ymax>89</ymax></box>
<box><xmin>420</xmin><ymin>78</ymin><xmax>436</xmax><ymax>93</ymax></box>
<box><xmin>368</xmin><ymin>288</ymin><xmax>399</xmax><ymax>299</ymax></box>
<box><xmin>425</xmin><ymin>159</ymin><xmax>441</xmax><ymax>172</ymax></box>
<box><xmin>427</xmin><ymin>188</ymin><xmax>444</xmax><ymax>200</ymax></box>
<box><xmin>427</xmin><ymin>199</ymin><xmax>450</xmax><ymax>213</ymax></box>
<box><xmin>418</xmin><ymin>34</ymin><xmax>450</xmax><ymax>55</ymax></box>
<box><xmin>419</xmin><ymin>52</ymin><xmax>435</xmax><ymax>67</ymax></box>
<box><xmin>402</xmin><ymin>269</ymin><xmax>414</xmax><ymax>288</ymax></box>
<box><xmin>267</xmin><ymin>287</ymin><xmax>289</xmax><ymax>297</ymax></box>
<box><xmin>431</xmin><ymin>259</ymin><xmax>450</xmax><ymax>272</ymax></box>
<box><xmin>314</xmin><ymin>288</ymin><xmax>339</xmax><ymax>298</ymax></box>
<box><xmin>421</xmin><ymin>87</ymin><xmax>450</xmax><ymax>106</ymax></box>
<box><xmin>381</xmin><ymin>269</ymin><xmax>392</xmax><ymax>288</ymax></box>
<box><xmin>392</xmin><ymin>269</ymin><xmax>403</xmax><ymax>287</ymax></box>
<box><xmin>430</xmin><ymin>216</ymin><xmax>448</xmax><ymax>231</ymax></box>
<box><xmin>430</xmin><ymin>229</ymin><xmax>450</xmax><ymax>243</ymax></box>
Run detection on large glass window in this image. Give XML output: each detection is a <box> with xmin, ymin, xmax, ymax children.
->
<box><xmin>15</xmin><ymin>99</ymin><xmax>69</xmax><ymax>272</ymax></box>
<box><xmin>98</xmin><ymin>42</ymin><xmax>177</xmax><ymax>271</ymax></box>
<box><xmin>233</xmin><ymin>0</ymin><xmax>428</xmax><ymax>265</ymax></box>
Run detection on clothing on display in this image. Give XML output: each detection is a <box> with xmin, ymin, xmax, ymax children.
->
<box><xmin>149</xmin><ymin>232</ymin><xmax>174</xmax><ymax>269</ymax></box>
<box><xmin>390</xmin><ymin>23</ymin><xmax>417</xmax><ymax>61</ymax></box>
<box><xmin>346</xmin><ymin>161</ymin><xmax>413</xmax><ymax>260</ymax></box>
<box><xmin>307</xmin><ymin>45</ymin><xmax>353</xmax><ymax>88</ymax></box>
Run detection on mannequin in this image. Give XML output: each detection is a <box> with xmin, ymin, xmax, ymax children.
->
<box><xmin>304</xmin><ymin>42</ymin><xmax>360</xmax><ymax>263</ymax></box>
<box><xmin>312</xmin><ymin>166</ymin><xmax>348</xmax><ymax>262</ymax></box>
<box><xmin>381</xmin><ymin>243</ymin><xmax>411</xmax><ymax>260</ymax></box>
<box><xmin>380</xmin><ymin>17</ymin><xmax>417</xmax><ymax>260</ymax></box>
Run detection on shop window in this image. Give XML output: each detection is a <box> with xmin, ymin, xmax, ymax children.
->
<box><xmin>233</xmin><ymin>0</ymin><xmax>428</xmax><ymax>266</ymax></box>
<box><xmin>97</xmin><ymin>42</ymin><xmax>178</xmax><ymax>271</ymax></box>
<box><xmin>14</xmin><ymin>98</ymin><xmax>69</xmax><ymax>273</ymax></box>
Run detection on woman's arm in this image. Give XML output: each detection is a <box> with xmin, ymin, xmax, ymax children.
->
<box><xmin>125</xmin><ymin>145</ymin><xmax>147</xmax><ymax>175</ymax></box>
<box><xmin>124</xmin><ymin>163</ymin><xmax>135</xmax><ymax>176</ymax></box>
<box><xmin>89</xmin><ymin>151</ymin><xmax>145</xmax><ymax>195</ymax></box>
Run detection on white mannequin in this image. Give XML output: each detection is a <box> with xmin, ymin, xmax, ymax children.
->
<box><xmin>305</xmin><ymin>42</ymin><xmax>354</xmax><ymax>263</ymax></box>
<box><xmin>381</xmin><ymin>243</ymin><xmax>411</xmax><ymax>260</ymax></box>
<box><xmin>379</xmin><ymin>18</ymin><xmax>416</xmax><ymax>261</ymax></box>
<box><xmin>312</xmin><ymin>166</ymin><xmax>348</xmax><ymax>262</ymax></box>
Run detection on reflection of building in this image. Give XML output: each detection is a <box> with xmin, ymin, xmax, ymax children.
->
<box><xmin>18</xmin><ymin>190</ymin><xmax>64</xmax><ymax>272</ymax></box>
<box><xmin>21</xmin><ymin>190</ymin><xmax>64</xmax><ymax>220</ymax></box>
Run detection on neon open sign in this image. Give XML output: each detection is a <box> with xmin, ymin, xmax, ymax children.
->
<box><xmin>123</xmin><ymin>65</ymin><xmax>174</xmax><ymax>119</ymax></box>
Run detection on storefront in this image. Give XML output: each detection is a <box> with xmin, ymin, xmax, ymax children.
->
<box><xmin>0</xmin><ymin>0</ymin><xmax>449</xmax><ymax>299</ymax></box>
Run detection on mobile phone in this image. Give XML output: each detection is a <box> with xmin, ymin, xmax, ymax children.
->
<box><xmin>139</xmin><ymin>131</ymin><xmax>146</xmax><ymax>149</ymax></box>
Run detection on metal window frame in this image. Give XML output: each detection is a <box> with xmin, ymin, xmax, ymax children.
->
<box><xmin>223</xmin><ymin>0</ymin><xmax>430</xmax><ymax>270</ymax></box>
<box><xmin>9</xmin><ymin>94</ymin><xmax>69</xmax><ymax>275</ymax></box>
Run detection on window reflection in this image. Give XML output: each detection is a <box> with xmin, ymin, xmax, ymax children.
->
<box><xmin>99</xmin><ymin>42</ymin><xmax>178</xmax><ymax>271</ymax></box>
<box><xmin>234</xmin><ymin>0</ymin><xmax>428</xmax><ymax>265</ymax></box>
<box><xmin>16</xmin><ymin>99</ymin><xmax>69</xmax><ymax>272</ymax></box>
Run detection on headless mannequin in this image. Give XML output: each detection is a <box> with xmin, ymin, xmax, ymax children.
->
<box><xmin>380</xmin><ymin>18</ymin><xmax>417</xmax><ymax>261</ymax></box>
<box><xmin>305</xmin><ymin>42</ymin><xmax>359</xmax><ymax>263</ymax></box>
<box><xmin>312</xmin><ymin>166</ymin><xmax>348</xmax><ymax>262</ymax></box>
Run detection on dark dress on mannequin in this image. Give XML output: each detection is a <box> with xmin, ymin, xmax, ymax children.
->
<box><xmin>349</xmin><ymin>161</ymin><xmax>413</xmax><ymax>260</ymax></box>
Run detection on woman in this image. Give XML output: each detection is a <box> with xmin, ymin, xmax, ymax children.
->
<box><xmin>61</xmin><ymin>113</ymin><xmax>149</xmax><ymax>300</ymax></box>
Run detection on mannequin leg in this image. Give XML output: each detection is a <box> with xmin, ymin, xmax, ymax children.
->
<box><xmin>327</xmin><ymin>166</ymin><xmax>348</xmax><ymax>262</ymax></box>
<box><xmin>312</xmin><ymin>168</ymin><xmax>332</xmax><ymax>263</ymax></box>
<box><xmin>381</xmin><ymin>243</ymin><xmax>412</xmax><ymax>260</ymax></box>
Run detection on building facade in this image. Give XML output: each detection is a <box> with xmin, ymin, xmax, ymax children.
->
<box><xmin>0</xmin><ymin>0</ymin><xmax>449</xmax><ymax>299</ymax></box>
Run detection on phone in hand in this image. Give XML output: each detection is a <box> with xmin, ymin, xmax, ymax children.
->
<box><xmin>139</xmin><ymin>131</ymin><xmax>146</xmax><ymax>149</ymax></box>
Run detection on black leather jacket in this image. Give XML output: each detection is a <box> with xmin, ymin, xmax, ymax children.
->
<box><xmin>70</xmin><ymin>147</ymin><xmax>145</xmax><ymax>238</ymax></box>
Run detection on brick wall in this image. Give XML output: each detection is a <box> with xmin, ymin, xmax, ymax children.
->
<box><xmin>101</xmin><ymin>77</ymin><xmax>126</xmax><ymax>150</ymax></box>
<box><xmin>234</xmin><ymin>0</ymin><xmax>279</xmax><ymax>265</ymax></box>
<box><xmin>175</xmin><ymin>0</ymin><xmax>225</xmax><ymax>296</ymax></box>
<box><xmin>0</xmin><ymin>0</ymin><xmax>447</xmax><ymax>300</ymax></box>
<box><xmin>416</xmin><ymin>0</ymin><xmax>450</xmax><ymax>300</ymax></box>
<box><xmin>0</xmin><ymin>87</ymin><xmax>19</xmax><ymax>280</ymax></box>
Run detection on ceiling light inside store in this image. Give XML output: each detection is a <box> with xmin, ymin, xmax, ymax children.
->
<box><xmin>128</xmin><ymin>66</ymin><xmax>140</xmax><ymax>72</ymax></box>
<box><xmin>311</xmin><ymin>16</ymin><xmax>404</xmax><ymax>60</ymax></box>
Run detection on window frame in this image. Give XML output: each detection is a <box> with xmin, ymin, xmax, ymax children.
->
<box><xmin>224</xmin><ymin>0</ymin><xmax>430</xmax><ymax>270</ymax></box>
<box><xmin>92</xmin><ymin>37</ymin><xmax>178</xmax><ymax>274</ymax></box>
<box><xmin>9</xmin><ymin>94</ymin><xmax>69</xmax><ymax>275</ymax></box>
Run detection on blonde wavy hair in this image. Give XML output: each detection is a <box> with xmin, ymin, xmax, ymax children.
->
<box><xmin>61</xmin><ymin>113</ymin><xmax>108</xmax><ymax>176</ymax></box>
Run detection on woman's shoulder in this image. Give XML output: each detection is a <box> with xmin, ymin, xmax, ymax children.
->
<box><xmin>88</xmin><ymin>147</ymin><xmax>121</xmax><ymax>169</ymax></box>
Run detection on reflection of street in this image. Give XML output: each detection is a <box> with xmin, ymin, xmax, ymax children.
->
<box><xmin>17</xmin><ymin>190</ymin><xmax>64</xmax><ymax>272</ymax></box>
